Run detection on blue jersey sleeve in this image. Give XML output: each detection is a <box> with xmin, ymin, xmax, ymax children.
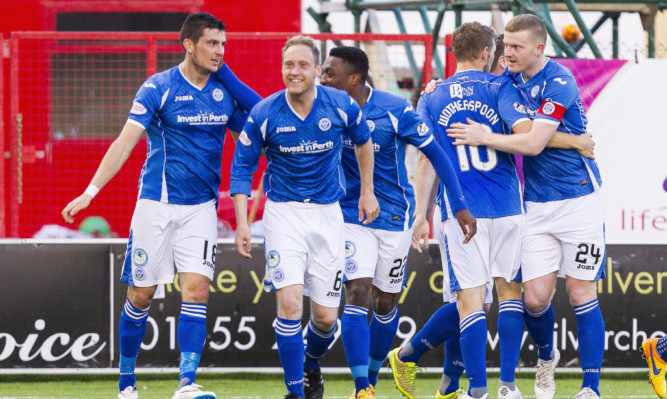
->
<box><xmin>228</xmin><ymin>106</ymin><xmax>248</xmax><ymax>133</ymax></box>
<box><xmin>535</xmin><ymin>74</ymin><xmax>578</xmax><ymax>124</ymax></box>
<box><xmin>230</xmin><ymin>113</ymin><xmax>264</xmax><ymax>196</ymax></box>
<box><xmin>396</xmin><ymin>101</ymin><xmax>435</xmax><ymax>148</ymax></box>
<box><xmin>416</xmin><ymin>96</ymin><xmax>467</xmax><ymax>212</ymax></box>
<box><xmin>344</xmin><ymin>97</ymin><xmax>371</xmax><ymax>144</ymax></box>
<box><xmin>497</xmin><ymin>78</ymin><xmax>531</xmax><ymax>130</ymax></box>
<box><xmin>215</xmin><ymin>63</ymin><xmax>263</xmax><ymax>112</ymax></box>
<box><xmin>127</xmin><ymin>78</ymin><xmax>162</xmax><ymax>130</ymax></box>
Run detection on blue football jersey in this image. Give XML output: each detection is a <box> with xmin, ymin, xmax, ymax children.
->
<box><xmin>340</xmin><ymin>88</ymin><xmax>435</xmax><ymax>231</ymax></box>
<box><xmin>418</xmin><ymin>70</ymin><xmax>528</xmax><ymax>220</ymax></box>
<box><xmin>230</xmin><ymin>86</ymin><xmax>371</xmax><ymax>204</ymax></box>
<box><xmin>505</xmin><ymin>59</ymin><xmax>602</xmax><ymax>202</ymax></box>
<box><xmin>127</xmin><ymin>65</ymin><xmax>246</xmax><ymax>205</ymax></box>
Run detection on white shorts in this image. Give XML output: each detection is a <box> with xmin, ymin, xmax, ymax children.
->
<box><xmin>433</xmin><ymin>205</ymin><xmax>496</xmax><ymax>303</ymax></box>
<box><xmin>343</xmin><ymin>223</ymin><xmax>412</xmax><ymax>294</ymax></box>
<box><xmin>263</xmin><ymin>199</ymin><xmax>345</xmax><ymax>308</ymax></box>
<box><xmin>121</xmin><ymin>199</ymin><xmax>217</xmax><ymax>287</ymax></box>
<box><xmin>521</xmin><ymin>190</ymin><xmax>606</xmax><ymax>282</ymax></box>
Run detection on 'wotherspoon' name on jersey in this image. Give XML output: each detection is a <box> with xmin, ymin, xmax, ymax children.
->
<box><xmin>340</xmin><ymin>88</ymin><xmax>434</xmax><ymax>231</ymax></box>
<box><xmin>418</xmin><ymin>70</ymin><xmax>528</xmax><ymax>220</ymax></box>
<box><xmin>505</xmin><ymin>59</ymin><xmax>602</xmax><ymax>202</ymax></box>
<box><xmin>230</xmin><ymin>86</ymin><xmax>371</xmax><ymax>204</ymax></box>
<box><xmin>128</xmin><ymin>65</ymin><xmax>246</xmax><ymax>205</ymax></box>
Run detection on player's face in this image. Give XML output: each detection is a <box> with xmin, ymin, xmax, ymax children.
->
<box><xmin>190</xmin><ymin>28</ymin><xmax>226</xmax><ymax>74</ymax></box>
<box><xmin>282</xmin><ymin>44</ymin><xmax>321</xmax><ymax>97</ymax></box>
<box><xmin>503</xmin><ymin>30</ymin><xmax>543</xmax><ymax>74</ymax></box>
<box><xmin>320</xmin><ymin>56</ymin><xmax>353</xmax><ymax>93</ymax></box>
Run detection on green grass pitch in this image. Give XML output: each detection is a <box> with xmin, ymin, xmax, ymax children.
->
<box><xmin>0</xmin><ymin>372</ymin><xmax>657</xmax><ymax>398</ymax></box>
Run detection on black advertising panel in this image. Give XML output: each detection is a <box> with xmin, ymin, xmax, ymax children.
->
<box><xmin>0</xmin><ymin>242</ymin><xmax>111</xmax><ymax>368</ymax></box>
<box><xmin>1</xmin><ymin>242</ymin><xmax>664</xmax><ymax>369</ymax></box>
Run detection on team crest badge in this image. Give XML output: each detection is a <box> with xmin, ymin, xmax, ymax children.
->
<box><xmin>273</xmin><ymin>268</ymin><xmax>285</xmax><ymax>282</ymax></box>
<box><xmin>531</xmin><ymin>85</ymin><xmax>540</xmax><ymax>98</ymax></box>
<box><xmin>318</xmin><ymin>118</ymin><xmax>332</xmax><ymax>131</ymax></box>
<box><xmin>345</xmin><ymin>260</ymin><xmax>358</xmax><ymax>273</ymax></box>
<box><xmin>239</xmin><ymin>131</ymin><xmax>252</xmax><ymax>146</ymax></box>
<box><xmin>267</xmin><ymin>250</ymin><xmax>281</xmax><ymax>268</ymax></box>
<box><xmin>133</xmin><ymin>248</ymin><xmax>148</xmax><ymax>266</ymax></box>
<box><xmin>212</xmin><ymin>88</ymin><xmax>224</xmax><ymax>101</ymax></box>
<box><xmin>133</xmin><ymin>268</ymin><xmax>146</xmax><ymax>281</ymax></box>
<box><xmin>542</xmin><ymin>101</ymin><xmax>556</xmax><ymax>115</ymax></box>
<box><xmin>367</xmin><ymin>120</ymin><xmax>375</xmax><ymax>132</ymax></box>
<box><xmin>345</xmin><ymin>241</ymin><xmax>356</xmax><ymax>259</ymax></box>
<box><xmin>417</xmin><ymin>122</ymin><xmax>429</xmax><ymax>136</ymax></box>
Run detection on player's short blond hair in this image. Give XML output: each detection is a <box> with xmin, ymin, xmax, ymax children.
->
<box><xmin>282</xmin><ymin>35</ymin><xmax>321</xmax><ymax>65</ymax></box>
<box><xmin>505</xmin><ymin>14</ymin><xmax>547</xmax><ymax>44</ymax></box>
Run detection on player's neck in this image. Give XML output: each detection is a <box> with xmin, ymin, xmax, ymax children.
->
<box><xmin>456</xmin><ymin>59</ymin><xmax>484</xmax><ymax>73</ymax></box>
<box><xmin>521</xmin><ymin>56</ymin><xmax>548</xmax><ymax>82</ymax></box>
<box><xmin>286</xmin><ymin>86</ymin><xmax>317</xmax><ymax>119</ymax></box>
<box><xmin>179</xmin><ymin>61</ymin><xmax>210</xmax><ymax>89</ymax></box>
<box><xmin>350</xmin><ymin>85</ymin><xmax>371</xmax><ymax>108</ymax></box>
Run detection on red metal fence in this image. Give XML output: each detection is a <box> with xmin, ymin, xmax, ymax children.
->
<box><xmin>4</xmin><ymin>32</ymin><xmax>433</xmax><ymax>237</ymax></box>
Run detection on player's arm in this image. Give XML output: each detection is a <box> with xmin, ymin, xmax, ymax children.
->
<box><xmin>216</xmin><ymin>63</ymin><xmax>262</xmax><ymax>112</ymax></box>
<box><xmin>412</xmin><ymin>152</ymin><xmax>437</xmax><ymax>252</ymax></box>
<box><xmin>415</xmin><ymin>97</ymin><xmax>475</xmax><ymax>244</ymax></box>
<box><xmin>344</xmin><ymin>99</ymin><xmax>379</xmax><ymax>224</ymax></box>
<box><xmin>354</xmin><ymin>139</ymin><xmax>380</xmax><ymax>224</ymax></box>
<box><xmin>545</xmin><ymin>132</ymin><xmax>595</xmax><ymax>159</ymax></box>
<box><xmin>61</xmin><ymin>122</ymin><xmax>144</xmax><ymax>223</ymax></box>
<box><xmin>230</xmin><ymin>115</ymin><xmax>264</xmax><ymax>258</ymax></box>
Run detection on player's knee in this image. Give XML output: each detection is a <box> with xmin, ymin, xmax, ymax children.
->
<box><xmin>278</xmin><ymin>296</ymin><xmax>303</xmax><ymax>319</ymax></box>
<box><xmin>371</xmin><ymin>291</ymin><xmax>398</xmax><ymax>315</ymax></box>
<box><xmin>523</xmin><ymin>291</ymin><xmax>550</xmax><ymax>313</ymax></box>
<box><xmin>310</xmin><ymin>311</ymin><xmax>337</xmax><ymax>331</ymax></box>
<box><xmin>127</xmin><ymin>287</ymin><xmax>155</xmax><ymax>309</ymax></box>
<box><xmin>344</xmin><ymin>279</ymin><xmax>371</xmax><ymax>307</ymax></box>
<box><xmin>565</xmin><ymin>279</ymin><xmax>597</xmax><ymax>306</ymax></box>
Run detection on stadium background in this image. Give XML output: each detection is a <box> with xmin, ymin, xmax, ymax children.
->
<box><xmin>1</xmin><ymin>0</ymin><xmax>666</xmax><ymax>376</ymax></box>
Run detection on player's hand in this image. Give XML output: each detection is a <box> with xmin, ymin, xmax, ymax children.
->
<box><xmin>446</xmin><ymin>118</ymin><xmax>489</xmax><ymax>147</ymax></box>
<box><xmin>61</xmin><ymin>194</ymin><xmax>93</xmax><ymax>224</ymax></box>
<box><xmin>235</xmin><ymin>223</ymin><xmax>252</xmax><ymax>259</ymax></box>
<box><xmin>455</xmin><ymin>209</ymin><xmax>476</xmax><ymax>244</ymax></box>
<box><xmin>411</xmin><ymin>213</ymin><xmax>430</xmax><ymax>253</ymax></box>
<box><xmin>358</xmin><ymin>192</ymin><xmax>380</xmax><ymax>225</ymax></box>
<box><xmin>420</xmin><ymin>79</ymin><xmax>442</xmax><ymax>95</ymax></box>
<box><xmin>575</xmin><ymin>132</ymin><xmax>595</xmax><ymax>159</ymax></box>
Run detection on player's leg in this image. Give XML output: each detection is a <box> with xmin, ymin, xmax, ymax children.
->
<box><xmin>117</xmin><ymin>199</ymin><xmax>173</xmax><ymax>398</ymax></box>
<box><xmin>171</xmin><ymin>200</ymin><xmax>218</xmax><ymax>399</ymax></box>
<box><xmin>521</xmin><ymin>201</ymin><xmax>563</xmax><ymax>399</ymax></box>
<box><xmin>557</xmin><ymin>191</ymin><xmax>606</xmax><ymax>398</ymax></box>
<box><xmin>642</xmin><ymin>335</ymin><xmax>667</xmax><ymax>398</ymax></box>
<box><xmin>490</xmin><ymin>214</ymin><xmax>525</xmax><ymax>399</ymax></box>
<box><xmin>367</xmin><ymin>228</ymin><xmax>411</xmax><ymax>392</ymax></box>
<box><xmin>368</xmin><ymin>286</ymin><xmax>399</xmax><ymax>389</ymax></box>
<box><xmin>263</xmin><ymin>200</ymin><xmax>310</xmax><ymax>399</ymax></box>
<box><xmin>302</xmin><ymin>201</ymin><xmax>346</xmax><ymax>399</ymax></box>
<box><xmin>340</xmin><ymin>225</ymin><xmax>378</xmax><ymax>396</ymax></box>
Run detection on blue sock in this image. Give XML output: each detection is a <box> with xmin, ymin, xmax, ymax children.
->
<box><xmin>368</xmin><ymin>306</ymin><xmax>399</xmax><ymax>387</ymax></box>
<box><xmin>276</xmin><ymin>317</ymin><xmax>304</xmax><ymax>397</ymax></box>
<box><xmin>524</xmin><ymin>302</ymin><xmax>555</xmax><ymax>361</ymax></box>
<box><xmin>498</xmin><ymin>300</ymin><xmax>524</xmax><ymax>383</ymax></box>
<box><xmin>304</xmin><ymin>318</ymin><xmax>336</xmax><ymax>371</ymax></box>
<box><xmin>341</xmin><ymin>305</ymin><xmax>370</xmax><ymax>393</ymax></box>
<box><xmin>657</xmin><ymin>336</ymin><xmax>667</xmax><ymax>360</ymax></box>
<box><xmin>177</xmin><ymin>302</ymin><xmax>207</xmax><ymax>386</ymax></box>
<box><xmin>401</xmin><ymin>303</ymin><xmax>459</xmax><ymax>364</ymax></box>
<box><xmin>460</xmin><ymin>311</ymin><xmax>487</xmax><ymax>391</ymax></box>
<box><xmin>575</xmin><ymin>299</ymin><xmax>604</xmax><ymax>395</ymax></box>
<box><xmin>443</xmin><ymin>334</ymin><xmax>464</xmax><ymax>394</ymax></box>
<box><xmin>118</xmin><ymin>298</ymin><xmax>149</xmax><ymax>392</ymax></box>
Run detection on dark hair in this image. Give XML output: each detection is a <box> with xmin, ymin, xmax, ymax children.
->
<box><xmin>505</xmin><ymin>14</ymin><xmax>547</xmax><ymax>44</ymax></box>
<box><xmin>491</xmin><ymin>33</ymin><xmax>505</xmax><ymax>72</ymax></box>
<box><xmin>180</xmin><ymin>12</ymin><xmax>227</xmax><ymax>51</ymax></box>
<box><xmin>282</xmin><ymin>35</ymin><xmax>321</xmax><ymax>65</ymax></box>
<box><xmin>452</xmin><ymin>22</ymin><xmax>496</xmax><ymax>63</ymax></box>
<box><xmin>328</xmin><ymin>46</ymin><xmax>370</xmax><ymax>83</ymax></box>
